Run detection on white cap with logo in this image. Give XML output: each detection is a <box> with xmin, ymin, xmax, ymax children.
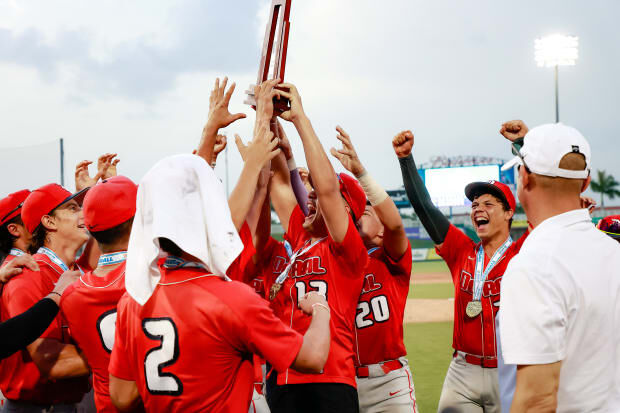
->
<box><xmin>502</xmin><ymin>123</ymin><xmax>591</xmax><ymax>179</ymax></box>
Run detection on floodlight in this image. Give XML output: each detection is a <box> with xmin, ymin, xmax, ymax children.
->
<box><xmin>535</xmin><ymin>34</ymin><xmax>579</xmax><ymax>67</ymax></box>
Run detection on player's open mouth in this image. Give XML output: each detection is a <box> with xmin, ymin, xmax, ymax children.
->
<box><xmin>307</xmin><ymin>202</ymin><xmax>317</xmax><ymax>217</ymax></box>
<box><xmin>474</xmin><ymin>217</ymin><xmax>489</xmax><ymax>229</ymax></box>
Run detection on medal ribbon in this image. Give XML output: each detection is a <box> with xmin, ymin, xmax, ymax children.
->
<box><xmin>473</xmin><ymin>236</ymin><xmax>513</xmax><ymax>301</ymax></box>
<box><xmin>97</xmin><ymin>251</ymin><xmax>127</xmax><ymax>267</ymax></box>
<box><xmin>163</xmin><ymin>256</ymin><xmax>210</xmax><ymax>271</ymax></box>
<box><xmin>37</xmin><ymin>246</ymin><xmax>83</xmax><ymax>274</ymax></box>
<box><xmin>367</xmin><ymin>247</ymin><xmax>380</xmax><ymax>255</ymax></box>
<box><xmin>273</xmin><ymin>237</ymin><xmax>327</xmax><ymax>286</ymax></box>
<box><xmin>9</xmin><ymin>248</ymin><xmax>25</xmax><ymax>257</ymax></box>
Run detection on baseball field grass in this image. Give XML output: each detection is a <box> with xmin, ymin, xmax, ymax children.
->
<box><xmin>404</xmin><ymin>321</ymin><xmax>454</xmax><ymax>413</ymax></box>
<box><xmin>411</xmin><ymin>260</ymin><xmax>449</xmax><ymax>273</ymax></box>
<box><xmin>408</xmin><ymin>283</ymin><xmax>454</xmax><ymax>300</ymax></box>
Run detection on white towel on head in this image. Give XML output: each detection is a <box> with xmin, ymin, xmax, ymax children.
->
<box><xmin>125</xmin><ymin>154</ymin><xmax>243</xmax><ymax>305</ymax></box>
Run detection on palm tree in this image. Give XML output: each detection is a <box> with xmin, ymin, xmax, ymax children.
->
<box><xmin>590</xmin><ymin>170</ymin><xmax>620</xmax><ymax>214</ymax></box>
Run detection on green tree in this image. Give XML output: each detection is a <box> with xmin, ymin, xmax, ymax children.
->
<box><xmin>590</xmin><ymin>170</ymin><xmax>620</xmax><ymax>214</ymax></box>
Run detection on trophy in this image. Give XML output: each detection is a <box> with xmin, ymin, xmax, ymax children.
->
<box><xmin>244</xmin><ymin>0</ymin><xmax>292</xmax><ymax>112</ymax></box>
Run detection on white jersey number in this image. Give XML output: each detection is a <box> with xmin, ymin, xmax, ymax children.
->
<box><xmin>142</xmin><ymin>318</ymin><xmax>183</xmax><ymax>396</ymax></box>
<box><xmin>355</xmin><ymin>295</ymin><xmax>390</xmax><ymax>329</ymax></box>
<box><xmin>294</xmin><ymin>280</ymin><xmax>328</xmax><ymax>302</ymax></box>
<box><xmin>96</xmin><ymin>309</ymin><xmax>117</xmax><ymax>353</ymax></box>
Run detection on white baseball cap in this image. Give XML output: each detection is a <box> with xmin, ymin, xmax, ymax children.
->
<box><xmin>501</xmin><ymin>123</ymin><xmax>591</xmax><ymax>179</ymax></box>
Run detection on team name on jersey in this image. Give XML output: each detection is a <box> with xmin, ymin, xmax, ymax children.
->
<box><xmin>272</xmin><ymin>255</ymin><xmax>326</xmax><ymax>279</ymax></box>
<box><xmin>460</xmin><ymin>270</ymin><xmax>502</xmax><ymax>297</ymax></box>
<box><xmin>361</xmin><ymin>273</ymin><xmax>382</xmax><ymax>295</ymax></box>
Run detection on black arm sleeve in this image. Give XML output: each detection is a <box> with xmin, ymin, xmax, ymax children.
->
<box><xmin>398</xmin><ymin>154</ymin><xmax>451</xmax><ymax>244</ymax></box>
<box><xmin>0</xmin><ymin>297</ymin><xmax>59</xmax><ymax>360</ymax></box>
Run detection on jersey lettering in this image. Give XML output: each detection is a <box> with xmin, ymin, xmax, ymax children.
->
<box><xmin>142</xmin><ymin>317</ymin><xmax>183</xmax><ymax>396</ymax></box>
<box><xmin>361</xmin><ymin>273</ymin><xmax>382</xmax><ymax>295</ymax></box>
<box><xmin>355</xmin><ymin>295</ymin><xmax>390</xmax><ymax>329</ymax></box>
<box><xmin>460</xmin><ymin>271</ymin><xmax>502</xmax><ymax>297</ymax></box>
<box><xmin>290</xmin><ymin>256</ymin><xmax>327</xmax><ymax>279</ymax></box>
<box><xmin>96</xmin><ymin>309</ymin><xmax>117</xmax><ymax>353</ymax></box>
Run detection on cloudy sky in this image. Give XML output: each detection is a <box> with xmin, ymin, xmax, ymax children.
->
<box><xmin>1</xmin><ymin>0</ymin><xmax>618</xmax><ymax>203</ymax></box>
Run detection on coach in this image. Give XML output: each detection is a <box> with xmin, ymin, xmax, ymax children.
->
<box><xmin>499</xmin><ymin>123</ymin><xmax>620</xmax><ymax>412</ymax></box>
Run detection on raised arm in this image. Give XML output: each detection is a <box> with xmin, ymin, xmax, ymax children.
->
<box><xmin>195</xmin><ymin>77</ymin><xmax>246</xmax><ymax>164</ymax></box>
<box><xmin>331</xmin><ymin>126</ymin><xmax>408</xmax><ymax>259</ymax></box>
<box><xmin>277</xmin><ymin>83</ymin><xmax>349</xmax><ymax>243</ymax></box>
<box><xmin>275</xmin><ymin>119</ymin><xmax>309</xmax><ymax>215</ymax></box>
<box><xmin>393</xmin><ymin>131</ymin><xmax>450</xmax><ymax>247</ymax></box>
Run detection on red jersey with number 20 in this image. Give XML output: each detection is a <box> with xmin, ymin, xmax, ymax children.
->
<box><xmin>281</xmin><ymin>206</ymin><xmax>368</xmax><ymax>387</ymax></box>
<box><xmin>60</xmin><ymin>263</ymin><xmax>127</xmax><ymax>413</ymax></box>
<box><xmin>355</xmin><ymin>246</ymin><xmax>412</xmax><ymax>366</ymax></box>
<box><xmin>109</xmin><ymin>265</ymin><xmax>303</xmax><ymax>413</ymax></box>
<box><xmin>437</xmin><ymin>224</ymin><xmax>527</xmax><ymax>359</ymax></box>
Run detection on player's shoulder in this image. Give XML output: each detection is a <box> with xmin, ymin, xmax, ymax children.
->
<box><xmin>59</xmin><ymin>281</ymin><xmax>81</xmax><ymax>307</ymax></box>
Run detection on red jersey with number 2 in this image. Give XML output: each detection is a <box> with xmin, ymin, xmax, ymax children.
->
<box><xmin>281</xmin><ymin>206</ymin><xmax>368</xmax><ymax>387</ymax></box>
<box><xmin>60</xmin><ymin>263</ymin><xmax>127</xmax><ymax>413</ymax></box>
<box><xmin>437</xmin><ymin>224</ymin><xmax>528</xmax><ymax>359</ymax></box>
<box><xmin>354</xmin><ymin>246</ymin><xmax>412</xmax><ymax>366</ymax></box>
<box><xmin>108</xmin><ymin>265</ymin><xmax>303</xmax><ymax>413</ymax></box>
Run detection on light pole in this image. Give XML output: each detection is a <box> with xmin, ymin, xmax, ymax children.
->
<box><xmin>535</xmin><ymin>34</ymin><xmax>579</xmax><ymax>123</ymax></box>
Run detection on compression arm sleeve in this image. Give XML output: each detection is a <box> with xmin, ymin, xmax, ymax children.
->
<box><xmin>0</xmin><ymin>298</ymin><xmax>59</xmax><ymax>360</ymax></box>
<box><xmin>398</xmin><ymin>154</ymin><xmax>450</xmax><ymax>244</ymax></box>
<box><xmin>290</xmin><ymin>169</ymin><xmax>309</xmax><ymax>216</ymax></box>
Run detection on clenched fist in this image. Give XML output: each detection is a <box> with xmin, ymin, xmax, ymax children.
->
<box><xmin>500</xmin><ymin>120</ymin><xmax>529</xmax><ymax>142</ymax></box>
<box><xmin>392</xmin><ymin>130</ymin><xmax>414</xmax><ymax>158</ymax></box>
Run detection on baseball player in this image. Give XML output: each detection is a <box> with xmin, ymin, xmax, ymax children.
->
<box><xmin>60</xmin><ymin>176</ymin><xmax>137</xmax><ymax>413</ymax></box>
<box><xmin>597</xmin><ymin>214</ymin><xmax>620</xmax><ymax>242</ymax></box>
<box><xmin>267</xmin><ymin>82</ymin><xmax>368</xmax><ymax>413</ymax></box>
<box><xmin>0</xmin><ymin>184</ymin><xmax>91</xmax><ymax>412</ymax></box>
<box><xmin>108</xmin><ymin>153</ymin><xmax>332</xmax><ymax>412</ymax></box>
<box><xmin>331</xmin><ymin>127</ymin><xmax>418</xmax><ymax>413</ymax></box>
<box><xmin>0</xmin><ymin>190</ymin><xmax>32</xmax><ymax>266</ymax></box>
<box><xmin>393</xmin><ymin>128</ymin><xmax>529</xmax><ymax>412</ymax></box>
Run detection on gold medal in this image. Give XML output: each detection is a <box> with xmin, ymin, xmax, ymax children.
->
<box><xmin>466</xmin><ymin>301</ymin><xmax>482</xmax><ymax>318</ymax></box>
<box><xmin>269</xmin><ymin>283</ymin><xmax>282</xmax><ymax>301</ymax></box>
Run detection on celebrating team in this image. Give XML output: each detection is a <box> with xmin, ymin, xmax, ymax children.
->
<box><xmin>0</xmin><ymin>76</ymin><xmax>618</xmax><ymax>413</ymax></box>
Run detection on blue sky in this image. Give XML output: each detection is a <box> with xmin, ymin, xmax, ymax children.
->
<box><xmin>0</xmin><ymin>0</ymin><xmax>618</xmax><ymax>204</ymax></box>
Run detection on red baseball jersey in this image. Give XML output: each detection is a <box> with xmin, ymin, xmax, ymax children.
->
<box><xmin>0</xmin><ymin>252</ymin><xmax>89</xmax><ymax>403</ymax></box>
<box><xmin>437</xmin><ymin>224</ymin><xmax>528</xmax><ymax>359</ymax></box>
<box><xmin>109</xmin><ymin>265</ymin><xmax>303</xmax><ymax>413</ymax></box>
<box><xmin>276</xmin><ymin>206</ymin><xmax>367</xmax><ymax>387</ymax></box>
<box><xmin>60</xmin><ymin>262</ymin><xmax>127</xmax><ymax>413</ymax></box>
<box><xmin>354</xmin><ymin>246</ymin><xmax>412</xmax><ymax>366</ymax></box>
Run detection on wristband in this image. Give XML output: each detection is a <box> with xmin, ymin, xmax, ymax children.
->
<box><xmin>357</xmin><ymin>169</ymin><xmax>389</xmax><ymax>206</ymax></box>
<box><xmin>312</xmin><ymin>302</ymin><xmax>330</xmax><ymax>315</ymax></box>
<box><xmin>287</xmin><ymin>157</ymin><xmax>297</xmax><ymax>172</ymax></box>
<box><xmin>49</xmin><ymin>291</ymin><xmax>62</xmax><ymax>298</ymax></box>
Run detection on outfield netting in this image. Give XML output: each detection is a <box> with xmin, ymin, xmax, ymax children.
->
<box><xmin>0</xmin><ymin>140</ymin><xmax>62</xmax><ymax>196</ymax></box>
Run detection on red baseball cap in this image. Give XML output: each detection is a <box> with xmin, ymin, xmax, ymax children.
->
<box><xmin>337</xmin><ymin>173</ymin><xmax>367</xmax><ymax>223</ymax></box>
<box><xmin>0</xmin><ymin>190</ymin><xmax>31</xmax><ymax>226</ymax></box>
<box><xmin>21</xmin><ymin>184</ymin><xmax>88</xmax><ymax>234</ymax></box>
<box><xmin>464</xmin><ymin>180</ymin><xmax>516</xmax><ymax>212</ymax></box>
<box><xmin>597</xmin><ymin>215</ymin><xmax>620</xmax><ymax>240</ymax></box>
<box><xmin>83</xmin><ymin>176</ymin><xmax>138</xmax><ymax>232</ymax></box>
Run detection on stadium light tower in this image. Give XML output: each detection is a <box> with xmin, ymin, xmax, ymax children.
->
<box><xmin>535</xmin><ymin>34</ymin><xmax>578</xmax><ymax>123</ymax></box>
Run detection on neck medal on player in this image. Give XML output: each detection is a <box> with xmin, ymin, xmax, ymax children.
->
<box><xmin>466</xmin><ymin>236</ymin><xmax>513</xmax><ymax>318</ymax></box>
<box><xmin>98</xmin><ymin>251</ymin><xmax>127</xmax><ymax>267</ymax></box>
<box><xmin>9</xmin><ymin>248</ymin><xmax>25</xmax><ymax>257</ymax></box>
<box><xmin>38</xmin><ymin>246</ymin><xmax>70</xmax><ymax>272</ymax></box>
<box><xmin>269</xmin><ymin>237</ymin><xmax>326</xmax><ymax>301</ymax></box>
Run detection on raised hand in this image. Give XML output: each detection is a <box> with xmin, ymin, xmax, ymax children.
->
<box><xmin>392</xmin><ymin>130</ymin><xmax>414</xmax><ymax>158</ymax></box>
<box><xmin>330</xmin><ymin>126</ymin><xmax>365</xmax><ymax>177</ymax></box>
<box><xmin>500</xmin><ymin>120</ymin><xmax>529</xmax><ymax>142</ymax></box>
<box><xmin>580</xmin><ymin>196</ymin><xmax>596</xmax><ymax>213</ymax></box>
<box><xmin>211</xmin><ymin>134</ymin><xmax>227</xmax><ymax>165</ymax></box>
<box><xmin>0</xmin><ymin>254</ymin><xmax>39</xmax><ymax>283</ymax></box>
<box><xmin>254</xmin><ymin>78</ymin><xmax>282</xmax><ymax>124</ymax></box>
<box><xmin>234</xmin><ymin>134</ymin><xmax>249</xmax><ymax>162</ymax></box>
<box><xmin>97</xmin><ymin>153</ymin><xmax>119</xmax><ymax>179</ymax></box>
<box><xmin>275</xmin><ymin>82</ymin><xmax>305</xmax><ymax>123</ymax></box>
<box><xmin>275</xmin><ymin>119</ymin><xmax>293</xmax><ymax>160</ymax></box>
<box><xmin>75</xmin><ymin>160</ymin><xmax>101</xmax><ymax>191</ymax></box>
<box><xmin>207</xmin><ymin>76</ymin><xmax>246</xmax><ymax>130</ymax></box>
<box><xmin>245</xmin><ymin>125</ymin><xmax>281</xmax><ymax>171</ymax></box>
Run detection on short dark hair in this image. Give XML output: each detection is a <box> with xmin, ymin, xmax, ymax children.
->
<box><xmin>0</xmin><ymin>215</ymin><xmax>21</xmax><ymax>255</ymax></box>
<box><xmin>158</xmin><ymin>237</ymin><xmax>183</xmax><ymax>257</ymax></box>
<box><xmin>90</xmin><ymin>218</ymin><xmax>134</xmax><ymax>249</ymax></box>
<box><xmin>29</xmin><ymin>223</ymin><xmax>48</xmax><ymax>254</ymax></box>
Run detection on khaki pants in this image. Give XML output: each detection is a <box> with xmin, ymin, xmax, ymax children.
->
<box><xmin>356</xmin><ymin>357</ymin><xmax>419</xmax><ymax>413</ymax></box>
<box><xmin>249</xmin><ymin>389</ymin><xmax>270</xmax><ymax>413</ymax></box>
<box><xmin>437</xmin><ymin>353</ymin><xmax>500</xmax><ymax>413</ymax></box>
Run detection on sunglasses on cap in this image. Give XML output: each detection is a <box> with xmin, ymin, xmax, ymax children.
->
<box><xmin>511</xmin><ymin>142</ymin><xmax>531</xmax><ymax>174</ymax></box>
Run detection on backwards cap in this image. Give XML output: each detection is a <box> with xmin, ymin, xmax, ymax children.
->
<box><xmin>0</xmin><ymin>190</ymin><xmax>31</xmax><ymax>226</ymax></box>
<box><xmin>83</xmin><ymin>176</ymin><xmax>138</xmax><ymax>232</ymax></box>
